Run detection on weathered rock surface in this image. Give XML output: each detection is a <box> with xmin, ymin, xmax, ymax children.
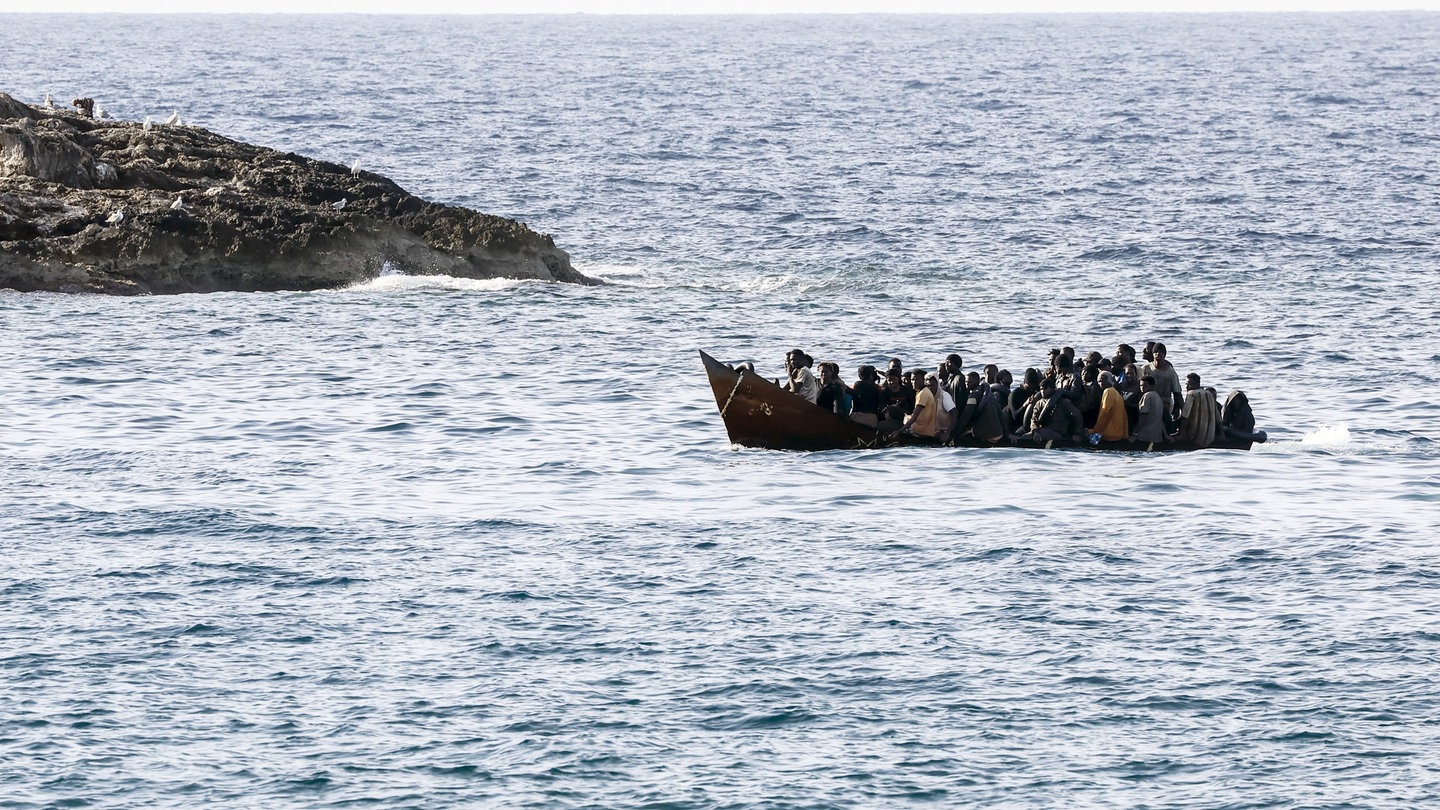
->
<box><xmin>0</xmin><ymin>92</ymin><xmax>596</xmax><ymax>294</ymax></box>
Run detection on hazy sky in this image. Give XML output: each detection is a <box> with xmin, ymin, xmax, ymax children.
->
<box><xmin>27</xmin><ymin>0</ymin><xmax>1440</xmax><ymax>12</ymax></box>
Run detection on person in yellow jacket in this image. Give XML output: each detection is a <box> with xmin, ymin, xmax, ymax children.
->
<box><xmin>1091</xmin><ymin>371</ymin><xmax>1130</xmax><ymax>442</ymax></box>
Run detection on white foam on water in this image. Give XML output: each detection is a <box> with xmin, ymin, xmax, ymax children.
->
<box><xmin>583</xmin><ymin>263</ymin><xmax>652</xmax><ymax>284</ymax></box>
<box><xmin>336</xmin><ymin>274</ymin><xmax>530</xmax><ymax>294</ymax></box>
<box><xmin>1301</xmin><ymin>424</ymin><xmax>1352</xmax><ymax>447</ymax></box>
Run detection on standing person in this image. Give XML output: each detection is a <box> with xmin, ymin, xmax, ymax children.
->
<box><xmin>848</xmin><ymin>365</ymin><xmax>883</xmax><ymax>428</ymax></box>
<box><xmin>784</xmin><ymin>349</ymin><xmax>818</xmax><ymax>404</ymax></box>
<box><xmin>942</xmin><ymin>354</ymin><xmax>966</xmax><ymax>422</ymax></box>
<box><xmin>1114</xmin><ymin>343</ymin><xmax>1137</xmax><ymax>370</ymax></box>
<box><xmin>934</xmin><ymin>363</ymin><xmax>957</xmax><ymax>437</ymax></box>
<box><xmin>1133</xmin><ymin>376</ymin><xmax>1168</xmax><ymax>444</ymax></box>
<box><xmin>1140</xmin><ymin>342</ymin><xmax>1184</xmax><ymax>428</ymax></box>
<box><xmin>1078</xmin><ymin>364</ymin><xmax>1103</xmax><ymax>426</ymax></box>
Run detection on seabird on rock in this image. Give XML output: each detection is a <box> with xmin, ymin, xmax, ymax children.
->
<box><xmin>105</xmin><ymin>210</ymin><xmax>125</xmax><ymax>225</ymax></box>
<box><xmin>331</xmin><ymin>198</ymin><xmax>348</xmax><ymax>210</ymax></box>
<box><xmin>44</xmin><ymin>93</ymin><xmax>54</xmax><ymax>109</ymax></box>
<box><xmin>170</xmin><ymin>197</ymin><xmax>185</xmax><ymax>210</ymax></box>
<box><xmin>164</xmin><ymin>110</ymin><xmax>181</xmax><ymax>126</ymax></box>
<box><xmin>350</xmin><ymin>159</ymin><xmax>361</xmax><ymax>176</ymax></box>
<box><xmin>143</xmin><ymin>116</ymin><xmax>153</xmax><ymax>131</ymax></box>
<box><xmin>95</xmin><ymin>104</ymin><xmax>108</xmax><ymax>120</ymax></box>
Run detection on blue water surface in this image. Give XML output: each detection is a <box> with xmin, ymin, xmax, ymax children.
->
<box><xmin>2</xmin><ymin>12</ymin><xmax>1439</xmax><ymax>808</ymax></box>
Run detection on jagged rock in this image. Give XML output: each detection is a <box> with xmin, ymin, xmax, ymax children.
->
<box><xmin>0</xmin><ymin>92</ymin><xmax>596</xmax><ymax>294</ymax></box>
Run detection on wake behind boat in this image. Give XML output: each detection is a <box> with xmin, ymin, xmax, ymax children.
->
<box><xmin>700</xmin><ymin>350</ymin><xmax>1261</xmax><ymax>453</ymax></box>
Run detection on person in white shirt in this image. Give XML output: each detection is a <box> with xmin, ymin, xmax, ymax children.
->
<box><xmin>784</xmin><ymin>349</ymin><xmax>818</xmax><ymax>404</ymax></box>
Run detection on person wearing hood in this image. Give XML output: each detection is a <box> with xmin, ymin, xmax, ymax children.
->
<box><xmin>1091</xmin><ymin>371</ymin><xmax>1130</xmax><ymax>442</ymax></box>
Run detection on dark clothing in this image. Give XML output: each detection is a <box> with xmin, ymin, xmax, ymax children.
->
<box><xmin>951</xmin><ymin>386</ymin><xmax>982</xmax><ymax>440</ymax></box>
<box><xmin>970</xmin><ymin>386</ymin><xmax>1006</xmax><ymax>441</ymax></box>
<box><xmin>1028</xmin><ymin>392</ymin><xmax>1084</xmax><ymax>442</ymax></box>
<box><xmin>1007</xmin><ymin>385</ymin><xmax>1032</xmax><ymax>416</ymax></box>
<box><xmin>850</xmin><ymin>381</ymin><xmax>882</xmax><ymax>417</ymax></box>
<box><xmin>943</xmin><ymin>376</ymin><xmax>966</xmax><ymax>417</ymax></box>
<box><xmin>816</xmin><ymin>381</ymin><xmax>848</xmax><ymax>415</ymax></box>
<box><xmin>1078</xmin><ymin>381</ymin><xmax>1102</xmax><ymax>427</ymax></box>
<box><xmin>881</xmin><ymin>384</ymin><xmax>914</xmax><ymax>422</ymax></box>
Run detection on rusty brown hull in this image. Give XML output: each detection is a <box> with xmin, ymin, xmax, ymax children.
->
<box><xmin>702</xmin><ymin>349</ymin><xmax>884</xmax><ymax>451</ymax></box>
<box><xmin>699</xmin><ymin>350</ymin><xmax>1253</xmax><ymax>453</ymax></box>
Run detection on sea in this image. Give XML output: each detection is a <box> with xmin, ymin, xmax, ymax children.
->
<box><xmin>2</xmin><ymin>12</ymin><xmax>1439</xmax><ymax>808</ymax></box>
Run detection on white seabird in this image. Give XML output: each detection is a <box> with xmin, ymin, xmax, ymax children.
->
<box><xmin>164</xmin><ymin>110</ymin><xmax>181</xmax><ymax>126</ymax></box>
<box><xmin>350</xmin><ymin>159</ymin><xmax>361</xmax><ymax>176</ymax></box>
<box><xmin>170</xmin><ymin>197</ymin><xmax>185</xmax><ymax>210</ymax></box>
<box><xmin>44</xmin><ymin>93</ymin><xmax>54</xmax><ymax>109</ymax></box>
<box><xmin>105</xmin><ymin>210</ymin><xmax>125</xmax><ymax>225</ymax></box>
<box><xmin>143</xmin><ymin>116</ymin><xmax>153</xmax><ymax>132</ymax></box>
<box><xmin>331</xmin><ymin>198</ymin><xmax>347</xmax><ymax>210</ymax></box>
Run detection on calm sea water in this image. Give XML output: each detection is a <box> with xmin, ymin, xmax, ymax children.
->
<box><xmin>3</xmin><ymin>12</ymin><xmax>1440</xmax><ymax>807</ymax></box>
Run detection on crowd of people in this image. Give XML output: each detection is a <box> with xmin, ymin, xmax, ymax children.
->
<box><xmin>765</xmin><ymin>342</ymin><xmax>1257</xmax><ymax>448</ymax></box>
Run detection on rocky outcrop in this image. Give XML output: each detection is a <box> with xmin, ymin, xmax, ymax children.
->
<box><xmin>0</xmin><ymin>92</ymin><xmax>596</xmax><ymax>294</ymax></box>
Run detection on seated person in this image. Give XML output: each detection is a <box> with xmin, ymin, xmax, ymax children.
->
<box><xmin>1006</xmin><ymin>368</ymin><xmax>1039</xmax><ymax>432</ymax></box>
<box><xmin>878</xmin><ymin>369</ymin><xmax>914</xmax><ymax>433</ymax></box>
<box><xmin>1090</xmin><ymin>371</ymin><xmax>1129</xmax><ymax>441</ymax></box>
<box><xmin>1019</xmin><ymin>377</ymin><xmax>1084</xmax><ymax>443</ymax></box>
<box><xmin>784</xmin><ymin>349</ymin><xmax>818</xmax><ymax>403</ymax></box>
<box><xmin>849</xmin><ymin>365</ymin><xmax>883</xmax><ymax>428</ymax></box>
<box><xmin>1132</xmin><ymin>375</ymin><xmax>1168</xmax><ymax>444</ymax></box>
<box><xmin>969</xmin><ymin>374</ymin><xmax>1007</xmax><ymax>443</ymax></box>
<box><xmin>903</xmin><ymin>373</ymin><xmax>944</xmax><ymax>439</ymax></box>
<box><xmin>815</xmin><ymin>361</ymin><xmax>850</xmax><ymax>416</ymax></box>
<box><xmin>1221</xmin><ymin>389</ymin><xmax>1262</xmax><ymax>441</ymax></box>
<box><xmin>1176</xmin><ymin>372</ymin><xmax>1217</xmax><ymax>447</ymax></box>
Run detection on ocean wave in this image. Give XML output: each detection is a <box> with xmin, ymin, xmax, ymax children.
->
<box><xmin>335</xmin><ymin>274</ymin><xmax>531</xmax><ymax>294</ymax></box>
<box><xmin>1301</xmin><ymin>424</ymin><xmax>1353</xmax><ymax>447</ymax></box>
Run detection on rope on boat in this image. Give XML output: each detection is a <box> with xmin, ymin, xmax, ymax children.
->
<box><xmin>719</xmin><ymin>370</ymin><xmax>746</xmax><ymax>419</ymax></box>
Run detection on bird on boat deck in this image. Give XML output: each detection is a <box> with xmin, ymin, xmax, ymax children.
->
<box><xmin>164</xmin><ymin>110</ymin><xmax>181</xmax><ymax>126</ymax></box>
<box><xmin>105</xmin><ymin>210</ymin><xmax>125</xmax><ymax>226</ymax></box>
<box><xmin>331</xmin><ymin>198</ymin><xmax>347</xmax><ymax>211</ymax></box>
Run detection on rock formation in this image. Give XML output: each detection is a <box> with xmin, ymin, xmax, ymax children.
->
<box><xmin>0</xmin><ymin>92</ymin><xmax>596</xmax><ymax>294</ymax></box>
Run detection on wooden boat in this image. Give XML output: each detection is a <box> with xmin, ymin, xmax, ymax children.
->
<box><xmin>700</xmin><ymin>350</ymin><xmax>1257</xmax><ymax>452</ymax></box>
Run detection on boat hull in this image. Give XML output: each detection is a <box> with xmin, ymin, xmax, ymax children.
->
<box><xmin>700</xmin><ymin>350</ymin><xmax>1253</xmax><ymax>453</ymax></box>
